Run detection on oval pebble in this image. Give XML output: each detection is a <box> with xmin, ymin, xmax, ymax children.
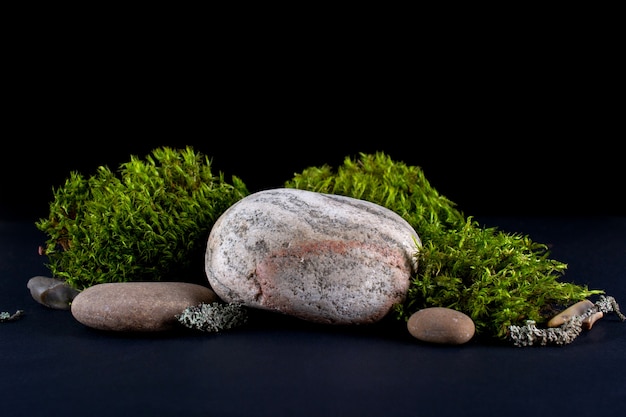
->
<box><xmin>407</xmin><ymin>307</ymin><xmax>475</xmax><ymax>345</ymax></box>
<box><xmin>71</xmin><ymin>282</ymin><xmax>219</xmax><ymax>332</ymax></box>
<box><xmin>547</xmin><ymin>299</ymin><xmax>594</xmax><ymax>327</ymax></box>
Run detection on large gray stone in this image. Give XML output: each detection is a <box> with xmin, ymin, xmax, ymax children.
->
<box><xmin>205</xmin><ymin>188</ymin><xmax>420</xmax><ymax>324</ymax></box>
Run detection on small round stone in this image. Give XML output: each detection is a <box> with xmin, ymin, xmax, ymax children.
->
<box><xmin>27</xmin><ymin>276</ymin><xmax>81</xmax><ymax>310</ymax></box>
<box><xmin>71</xmin><ymin>282</ymin><xmax>219</xmax><ymax>332</ymax></box>
<box><xmin>407</xmin><ymin>307</ymin><xmax>475</xmax><ymax>345</ymax></box>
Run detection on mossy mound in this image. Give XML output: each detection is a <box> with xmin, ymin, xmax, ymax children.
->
<box><xmin>36</xmin><ymin>146</ymin><xmax>249</xmax><ymax>290</ymax></box>
<box><xmin>284</xmin><ymin>152</ymin><xmax>603</xmax><ymax>340</ymax></box>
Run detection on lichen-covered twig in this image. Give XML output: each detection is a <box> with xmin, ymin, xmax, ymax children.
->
<box><xmin>0</xmin><ymin>310</ymin><xmax>24</xmax><ymax>322</ymax></box>
<box><xmin>594</xmin><ymin>295</ymin><xmax>625</xmax><ymax>321</ymax></box>
<box><xmin>176</xmin><ymin>302</ymin><xmax>248</xmax><ymax>332</ymax></box>
<box><xmin>508</xmin><ymin>295</ymin><xmax>624</xmax><ymax>347</ymax></box>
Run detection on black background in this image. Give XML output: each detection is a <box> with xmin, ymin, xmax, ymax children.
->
<box><xmin>1</xmin><ymin>104</ymin><xmax>623</xmax><ymax>222</ymax></box>
<box><xmin>2</xmin><ymin>16</ymin><xmax>623</xmax><ymax>222</ymax></box>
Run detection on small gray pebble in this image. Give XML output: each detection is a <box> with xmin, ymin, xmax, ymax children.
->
<box><xmin>27</xmin><ymin>276</ymin><xmax>81</xmax><ymax>310</ymax></box>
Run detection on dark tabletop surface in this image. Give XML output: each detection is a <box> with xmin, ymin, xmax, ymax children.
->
<box><xmin>2</xmin><ymin>216</ymin><xmax>625</xmax><ymax>417</ymax></box>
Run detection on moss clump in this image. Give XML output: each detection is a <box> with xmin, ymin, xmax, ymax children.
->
<box><xmin>36</xmin><ymin>146</ymin><xmax>249</xmax><ymax>290</ymax></box>
<box><xmin>285</xmin><ymin>151</ymin><xmax>603</xmax><ymax>341</ymax></box>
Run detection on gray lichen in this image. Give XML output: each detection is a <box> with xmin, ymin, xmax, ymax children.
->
<box><xmin>176</xmin><ymin>302</ymin><xmax>248</xmax><ymax>332</ymax></box>
<box><xmin>0</xmin><ymin>310</ymin><xmax>24</xmax><ymax>322</ymax></box>
<box><xmin>508</xmin><ymin>295</ymin><xmax>625</xmax><ymax>347</ymax></box>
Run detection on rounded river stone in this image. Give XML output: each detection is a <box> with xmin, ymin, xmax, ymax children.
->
<box><xmin>205</xmin><ymin>188</ymin><xmax>420</xmax><ymax>325</ymax></box>
<box><xmin>71</xmin><ymin>282</ymin><xmax>218</xmax><ymax>332</ymax></box>
<box><xmin>407</xmin><ymin>307</ymin><xmax>475</xmax><ymax>345</ymax></box>
<box><xmin>27</xmin><ymin>276</ymin><xmax>81</xmax><ymax>310</ymax></box>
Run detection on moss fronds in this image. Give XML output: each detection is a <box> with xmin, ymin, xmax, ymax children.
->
<box><xmin>404</xmin><ymin>217</ymin><xmax>601</xmax><ymax>339</ymax></box>
<box><xmin>36</xmin><ymin>146</ymin><xmax>249</xmax><ymax>290</ymax></box>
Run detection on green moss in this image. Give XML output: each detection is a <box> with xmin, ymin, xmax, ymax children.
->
<box><xmin>36</xmin><ymin>146</ymin><xmax>249</xmax><ymax>290</ymax></box>
<box><xmin>285</xmin><ymin>151</ymin><xmax>603</xmax><ymax>340</ymax></box>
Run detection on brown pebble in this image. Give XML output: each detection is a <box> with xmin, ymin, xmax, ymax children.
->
<box><xmin>407</xmin><ymin>307</ymin><xmax>475</xmax><ymax>345</ymax></box>
<box><xmin>547</xmin><ymin>299</ymin><xmax>594</xmax><ymax>327</ymax></box>
<box><xmin>582</xmin><ymin>311</ymin><xmax>604</xmax><ymax>330</ymax></box>
<box><xmin>71</xmin><ymin>282</ymin><xmax>219</xmax><ymax>332</ymax></box>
